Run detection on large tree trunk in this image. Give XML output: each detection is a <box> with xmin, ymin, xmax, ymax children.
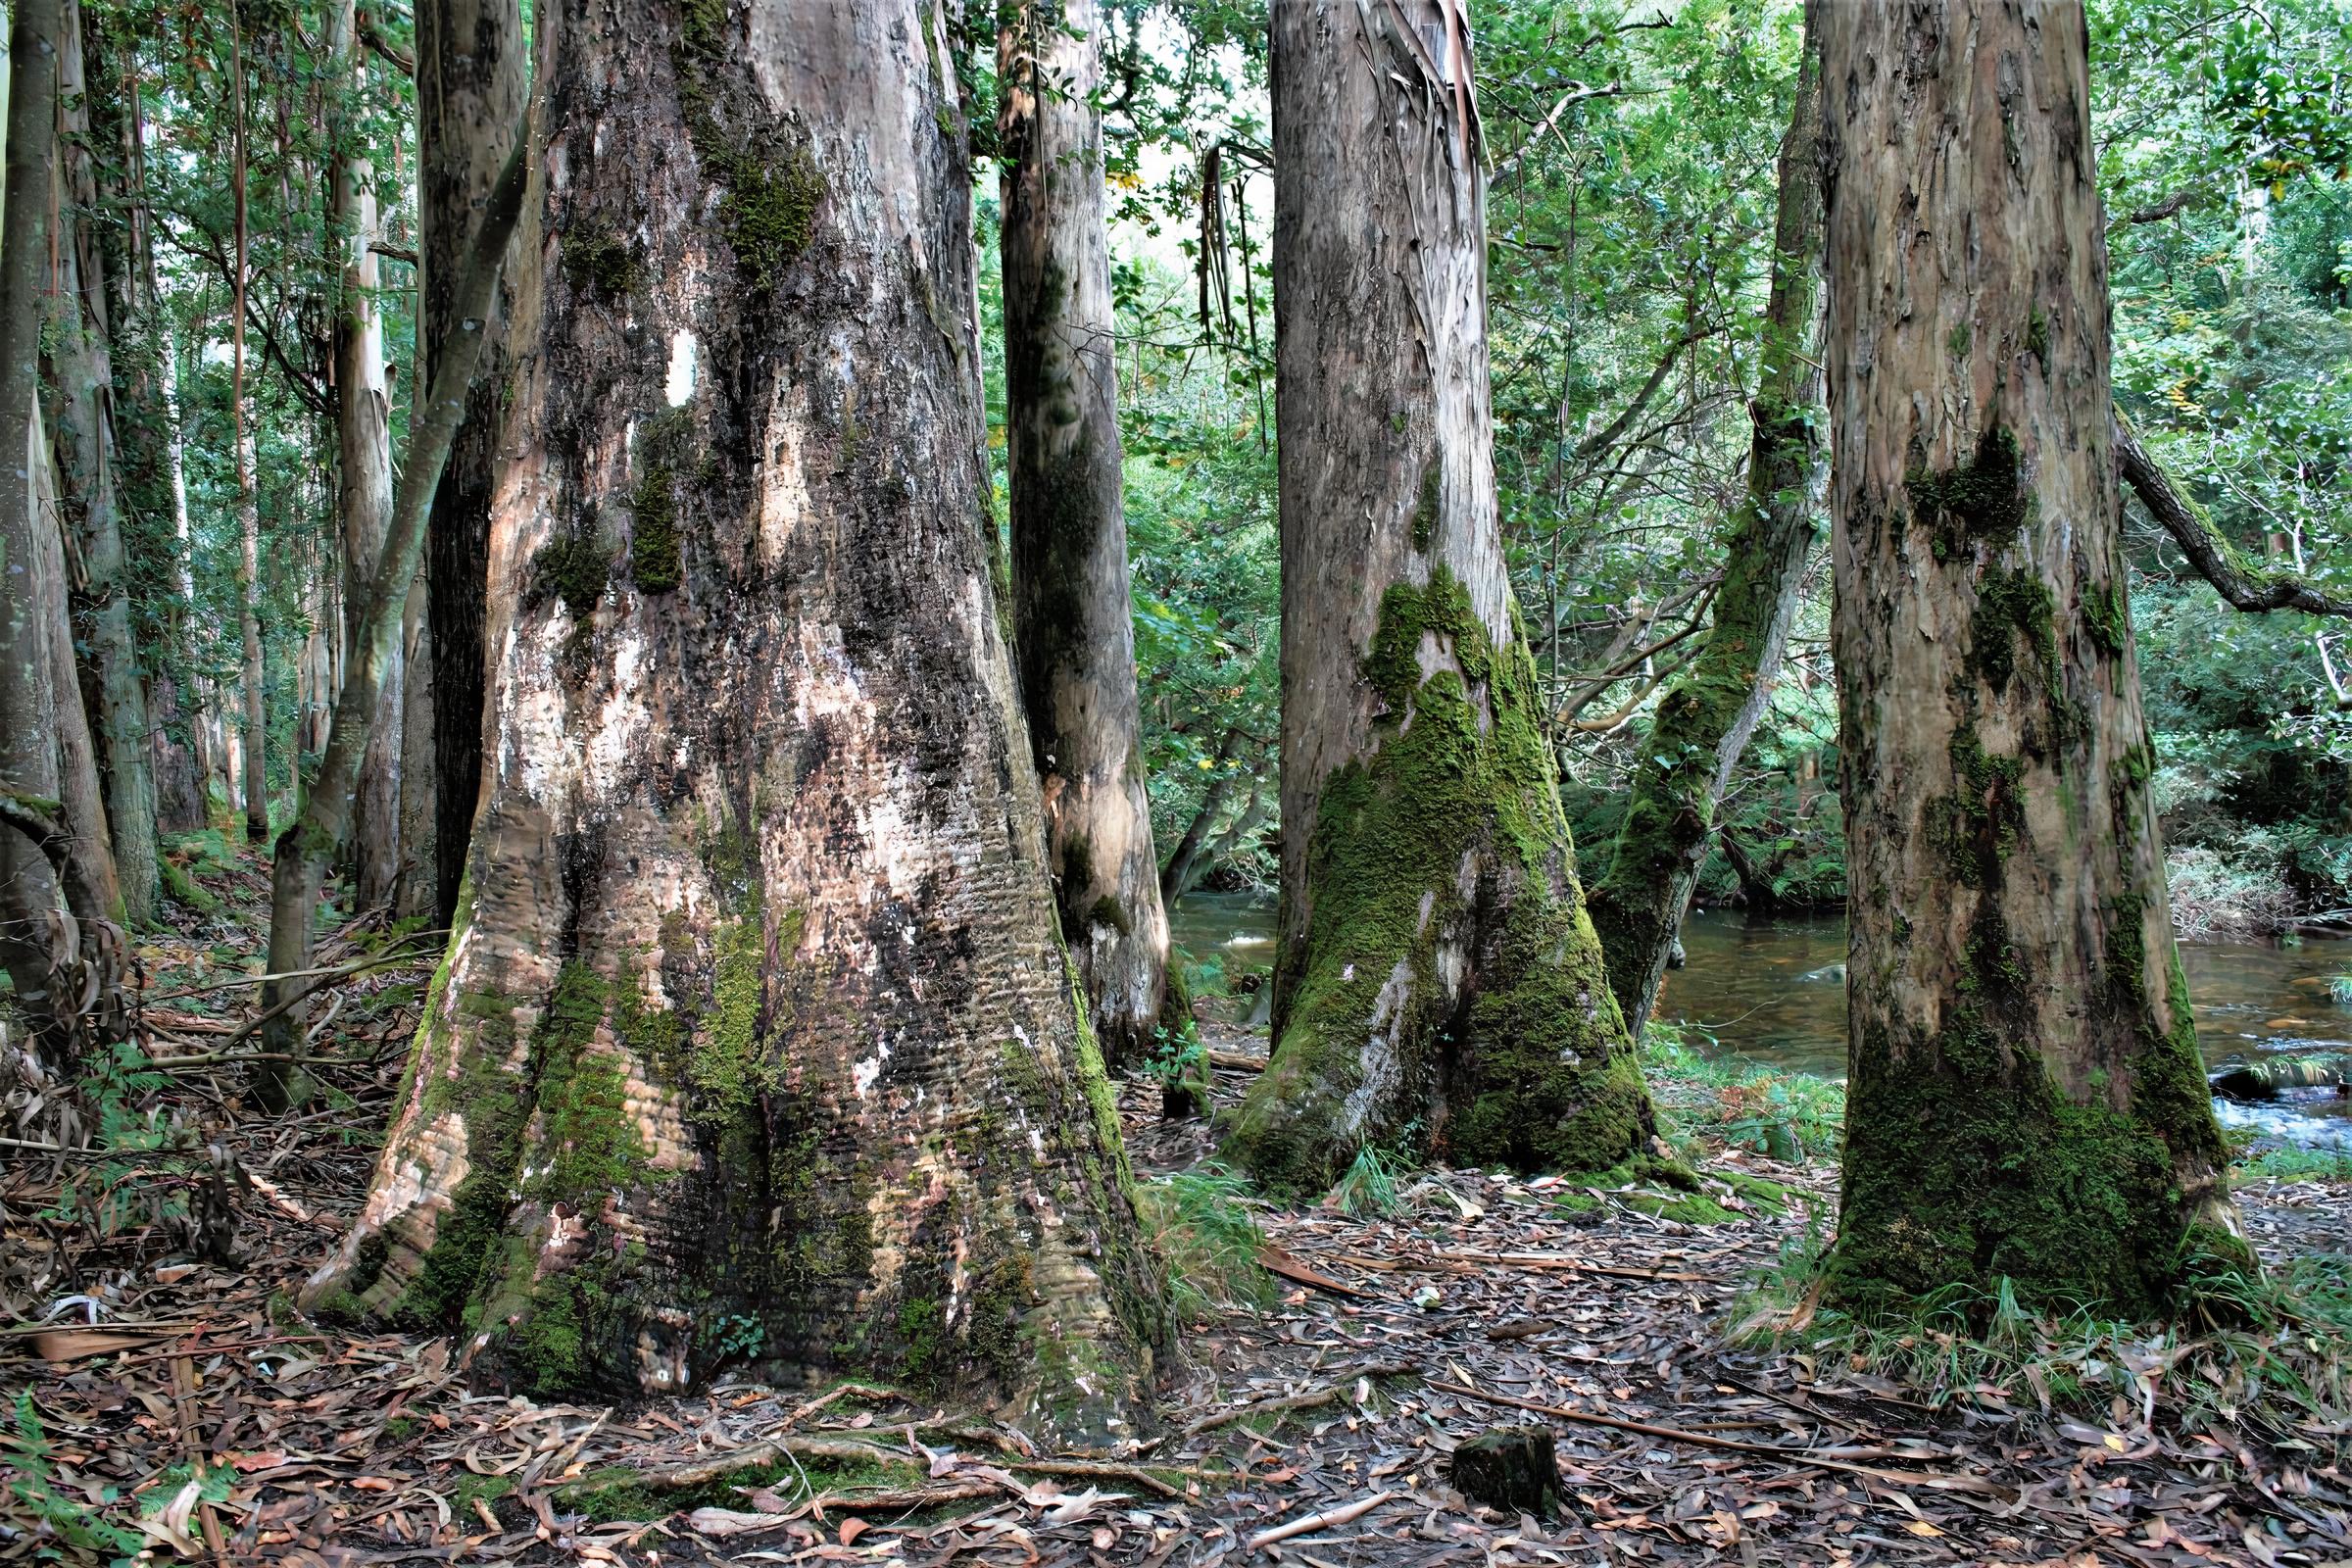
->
<box><xmin>1587</xmin><ymin>34</ymin><xmax>1826</xmax><ymax>1036</ymax></box>
<box><xmin>418</xmin><ymin>0</ymin><xmax>522</xmax><ymax>926</ymax></box>
<box><xmin>1820</xmin><ymin>0</ymin><xmax>2245</xmax><ymax>1314</ymax></box>
<box><xmin>999</xmin><ymin>0</ymin><xmax>1171</xmax><ymax>1072</ymax></box>
<box><xmin>0</xmin><ymin>0</ymin><xmax>124</xmax><ymax>1047</ymax></box>
<box><xmin>51</xmin><ymin>0</ymin><xmax>155</xmax><ymax>926</ymax></box>
<box><xmin>328</xmin><ymin>0</ymin><xmax>404</xmax><ymax>911</ymax></box>
<box><xmin>302</xmin><ymin>0</ymin><xmax>1162</xmax><ymax>1440</ymax></box>
<box><xmin>1222</xmin><ymin>0</ymin><xmax>1658</xmax><ymax>1195</ymax></box>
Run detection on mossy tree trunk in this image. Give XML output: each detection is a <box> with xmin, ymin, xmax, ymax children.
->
<box><xmin>419</xmin><ymin>0</ymin><xmax>523</xmax><ymax>926</ymax></box>
<box><xmin>1821</xmin><ymin>0</ymin><xmax>2245</xmax><ymax>1314</ymax></box>
<box><xmin>52</xmin><ymin>0</ymin><xmax>155</xmax><ymax>927</ymax></box>
<box><xmin>303</xmin><ymin>0</ymin><xmax>1163</xmax><ymax>1444</ymax></box>
<box><xmin>1000</xmin><ymin>0</ymin><xmax>1171</xmax><ymax>1071</ymax></box>
<box><xmin>327</xmin><ymin>0</ymin><xmax>405</xmax><ymax>912</ymax></box>
<box><xmin>1588</xmin><ymin>31</ymin><xmax>1825</xmax><ymax>1037</ymax></box>
<box><xmin>1223</xmin><ymin>0</ymin><xmax>1659</xmax><ymax>1196</ymax></box>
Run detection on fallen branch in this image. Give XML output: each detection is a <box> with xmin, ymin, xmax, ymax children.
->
<box><xmin>1206</xmin><ymin>1048</ymin><xmax>1266</xmax><ymax>1073</ymax></box>
<box><xmin>1177</xmin><ymin>1362</ymin><xmax>1420</xmax><ymax>1439</ymax></box>
<box><xmin>2115</xmin><ymin>410</ymin><xmax>2352</xmax><ymax>617</ymax></box>
<box><xmin>1257</xmin><ymin>1246</ymin><xmax>1373</xmax><ymax>1300</ymax></box>
<box><xmin>1246</xmin><ymin>1490</ymin><xmax>1394</xmax><ymax>1550</ymax></box>
<box><xmin>1426</xmin><ymin>1378</ymin><xmax>2005</xmax><ymax>1496</ymax></box>
<box><xmin>639</xmin><ymin>1435</ymin><xmax>899</xmax><ymax>1489</ymax></box>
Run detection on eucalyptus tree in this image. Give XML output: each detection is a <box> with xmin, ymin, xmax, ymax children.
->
<box><xmin>305</xmin><ymin>0</ymin><xmax>1162</xmax><ymax>1433</ymax></box>
<box><xmin>1224</xmin><ymin>0</ymin><xmax>1658</xmax><ymax>1194</ymax></box>
<box><xmin>1000</xmin><ymin>0</ymin><xmax>1171</xmax><ymax>1069</ymax></box>
<box><xmin>1821</xmin><ymin>0</ymin><xmax>2245</xmax><ymax>1310</ymax></box>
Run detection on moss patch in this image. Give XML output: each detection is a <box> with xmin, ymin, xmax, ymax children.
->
<box><xmin>1911</xmin><ymin>424</ymin><xmax>2029</xmax><ymax>563</ymax></box>
<box><xmin>674</xmin><ymin>0</ymin><xmax>823</xmax><ymax>292</ymax></box>
<box><xmin>1223</xmin><ymin>566</ymin><xmax>1655</xmax><ymax>1195</ymax></box>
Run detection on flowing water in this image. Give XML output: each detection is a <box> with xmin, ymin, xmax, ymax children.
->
<box><xmin>1168</xmin><ymin>893</ymin><xmax>2352</xmax><ymax>1148</ymax></box>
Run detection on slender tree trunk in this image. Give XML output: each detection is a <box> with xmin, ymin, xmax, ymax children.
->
<box><xmin>418</xmin><ymin>0</ymin><xmax>522</xmax><ymax>926</ymax></box>
<box><xmin>1157</xmin><ymin>727</ymin><xmax>1246</xmax><ymax>906</ymax></box>
<box><xmin>1820</xmin><ymin>0</ymin><xmax>2245</xmax><ymax>1314</ymax></box>
<box><xmin>229</xmin><ymin>9</ymin><xmax>268</xmax><ymax>845</ymax></box>
<box><xmin>327</xmin><ymin>0</ymin><xmax>403</xmax><ymax>909</ymax></box>
<box><xmin>999</xmin><ymin>0</ymin><xmax>1170</xmax><ymax>1070</ymax></box>
<box><xmin>51</xmin><ymin>0</ymin><xmax>154</xmax><ymax>925</ymax></box>
<box><xmin>302</xmin><ymin>0</ymin><xmax>1163</xmax><ymax>1438</ymax></box>
<box><xmin>1223</xmin><ymin>0</ymin><xmax>1659</xmax><ymax>1195</ymax></box>
<box><xmin>393</xmin><ymin>567</ymin><xmax>434</xmax><ymax>915</ymax></box>
<box><xmin>1588</xmin><ymin>35</ymin><xmax>1825</xmax><ymax>1036</ymax></box>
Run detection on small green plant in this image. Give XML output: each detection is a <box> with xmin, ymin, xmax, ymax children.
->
<box><xmin>1642</xmin><ymin>1026</ymin><xmax>1845</xmax><ymax>1161</ymax></box>
<box><xmin>2329</xmin><ymin>973</ymin><xmax>2352</xmax><ymax>1005</ymax></box>
<box><xmin>2233</xmin><ymin>1144</ymin><xmax>2352</xmax><ymax>1184</ymax></box>
<box><xmin>1135</xmin><ymin>1163</ymin><xmax>1275</xmax><ymax>1321</ymax></box>
<box><xmin>703</xmin><ymin>1312</ymin><xmax>766</xmax><ymax>1361</ymax></box>
<box><xmin>1327</xmin><ymin>1144</ymin><xmax>1404</xmax><ymax>1217</ymax></box>
<box><xmin>4</xmin><ymin>1394</ymin><xmax>143</xmax><ymax>1563</ymax></box>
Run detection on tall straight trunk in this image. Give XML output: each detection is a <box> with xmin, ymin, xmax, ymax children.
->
<box><xmin>303</xmin><ymin>0</ymin><xmax>1163</xmax><ymax>1438</ymax></box>
<box><xmin>999</xmin><ymin>0</ymin><xmax>1170</xmax><ymax>1070</ymax></box>
<box><xmin>1820</xmin><ymin>0</ymin><xmax>2245</xmax><ymax>1313</ymax></box>
<box><xmin>327</xmin><ymin>0</ymin><xmax>402</xmax><ymax>909</ymax></box>
<box><xmin>52</xmin><ymin>0</ymin><xmax>155</xmax><ymax>925</ymax></box>
<box><xmin>1223</xmin><ymin>0</ymin><xmax>1658</xmax><ymax>1195</ymax></box>
<box><xmin>230</xmin><ymin>11</ymin><xmax>267</xmax><ymax>845</ymax></box>
<box><xmin>0</xmin><ymin>0</ymin><xmax>124</xmax><ymax>1045</ymax></box>
<box><xmin>394</xmin><ymin>567</ymin><xmax>434</xmax><ymax>915</ymax></box>
<box><xmin>418</xmin><ymin>0</ymin><xmax>522</xmax><ymax>926</ymax></box>
<box><xmin>1588</xmin><ymin>35</ymin><xmax>1826</xmax><ymax>1036</ymax></box>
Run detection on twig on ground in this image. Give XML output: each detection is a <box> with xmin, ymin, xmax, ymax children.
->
<box><xmin>1177</xmin><ymin>1361</ymin><xmax>1420</xmax><ymax>1439</ymax></box>
<box><xmin>1246</xmin><ymin>1489</ymin><xmax>1394</xmax><ymax>1549</ymax></box>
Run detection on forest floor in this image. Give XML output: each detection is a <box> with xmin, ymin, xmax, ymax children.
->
<box><xmin>4</xmin><ymin>847</ymin><xmax>2351</xmax><ymax>1566</ymax></box>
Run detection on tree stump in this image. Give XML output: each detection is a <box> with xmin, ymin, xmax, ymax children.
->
<box><xmin>1447</xmin><ymin>1425</ymin><xmax>1559</xmax><ymax>1517</ymax></box>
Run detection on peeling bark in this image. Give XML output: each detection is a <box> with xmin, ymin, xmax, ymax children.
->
<box><xmin>1821</xmin><ymin>0</ymin><xmax>2245</xmax><ymax>1313</ymax></box>
<box><xmin>1224</xmin><ymin>0</ymin><xmax>1658</xmax><ymax>1195</ymax></box>
<box><xmin>1000</xmin><ymin>0</ymin><xmax>1171</xmax><ymax>1071</ymax></box>
<box><xmin>1588</xmin><ymin>33</ymin><xmax>1825</xmax><ymax>1037</ymax></box>
<box><xmin>304</xmin><ymin>0</ymin><xmax>1162</xmax><ymax>1443</ymax></box>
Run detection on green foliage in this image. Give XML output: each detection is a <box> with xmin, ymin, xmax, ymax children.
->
<box><xmin>1327</xmin><ymin>1145</ymin><xmax>1404</xmax><ymax>1218</ymax></box>
<box><xmin>1642</xmin><ymin>1026</ymin><xmax>1845</xmax><ymax>1162</ymax></box>
<box><xmin>1134</xmin><ymin>1164</ymin><xmax>1275</xmax><ymax>1322</ymax></box>
<box><xmin>4</xmin><ymin>1394</ymin><xmax>143</xmax><ymax>1563</ymax></box>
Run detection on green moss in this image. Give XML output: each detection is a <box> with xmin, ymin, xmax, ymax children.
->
<box><xmin>1830</xmin><ymin>808</ymin><xmax>2244</xmax><ymax>1318</ymax></box>
<box><xmin>673</xmin><ymin>0</ymin><xmax>824</xmax><ymax>292</ymax></box>
<box><xmin>450</xmin><ymin>1474</ymin><xmax>514</xmax><ymax>1514</ymax></box>
<box><xmin>159</xmin><ymin>855</ymin><xmax>219</xmax><ymax>914</ymax></box>
<box><xmin>628</xmin><ymin>409</ymin><xmax>693</xmax><ymax>594</ymax></box>
<box><xmin>1411</xmin><ymin>460</ymin><xmax>1441</xmax><ymax>553</ymax></box>
<box><xmin>1947</xmin><ymin>321</ymin><xmax>1972</xmax><ymax>358</ymax></box>
<box><xmin>2084</xmin><ymin>575</ymin><xmax>2129</xmax><ymax>658</ymax></box>
<box><xmin>562</xmin><ymin>222</ymin><xmax>642</xmax><ymax>298</ymax></box>
<box><xmin>1967</xmin><ymin>566</ymin><xmax>2058</xmax><ymax>696</ymax></box>
<box><xmin>2026</xmin><ymin>304</ymin><xmax>2050</xmax><ymax>362</ymax></box>
<box><xmin>1911</xmin><ymin>424</ymin><xmax>2028</xmax><ymax>562</ymax></box>
<box><xmin>554</xmin><ymin>1451</ymin><xmax>921</xmax><ymax>1525</ymax></box>
<box><xmin>692</xmin><ymin>903</ymin><xmax>778</xmax><ymax>1120</ymax></box>
<box><xmin>1552</xmin><ymin>1156</ymin><xmax>1733</xmax><ymax>1223</ymax></box>
<box><xmin>1926</xmin><ymin>721</ymin><xmax>2024</xmax><ymax>887</ymax></box>
<box><xmin>532</xmin><ymin>532</ymin><xmax>611</xmax><ymax>618</ymax></box>
<box><xmin>1224</xmin><ymin>567</ymin><xmax>1654</xmax><ymax>1195</ymax></box>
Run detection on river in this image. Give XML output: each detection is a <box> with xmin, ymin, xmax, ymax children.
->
<box><xmin>1168</xmin><ymin>893</ymin><xmax>2352</xmax><ymax>1147</ymax></box>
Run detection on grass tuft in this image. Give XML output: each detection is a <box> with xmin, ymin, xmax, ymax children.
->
<box><xmin>1135</xmin><ymin>1164</ymin><xmax>1276</xmax><ymax>1322</ymax></box>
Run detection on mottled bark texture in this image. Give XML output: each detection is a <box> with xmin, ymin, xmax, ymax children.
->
<box><xmin>1223</xmin><ymin>0</ymin><xmax>1658</xmax><ymax>1195</ymax></box>
<box><xmin>303</xmin><ymin>0</ymin><xmax>1163</xmax><ymax>1443</ymax></box>
<box><xmin>328</xmin><ymin>0</ymin><xmax>405</xmax><ymax>912</ymax></box>
<box><xmin>1000</xmin><ymin>0</ymin><xmax>1170</xmax><ymax>1071</ymax></box>
<box><xmin>419</xmin><ymin>0</ymin><xmax>523</xmax><ymax>924</ymax></box>
<box><xmin>1821</xmin><ymin>0</ymin><xmax>2245</xmax><ymax>1313</ymax></box>
<box><xmin>53</xmin><ymin>0</ymin><xmax>155</xmax><ymax>926</ymax></box>
<box><xmin>1588</xmin><ymin>36</ymin><xmax>1825</xmax><ymax>1037</ymax></box>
